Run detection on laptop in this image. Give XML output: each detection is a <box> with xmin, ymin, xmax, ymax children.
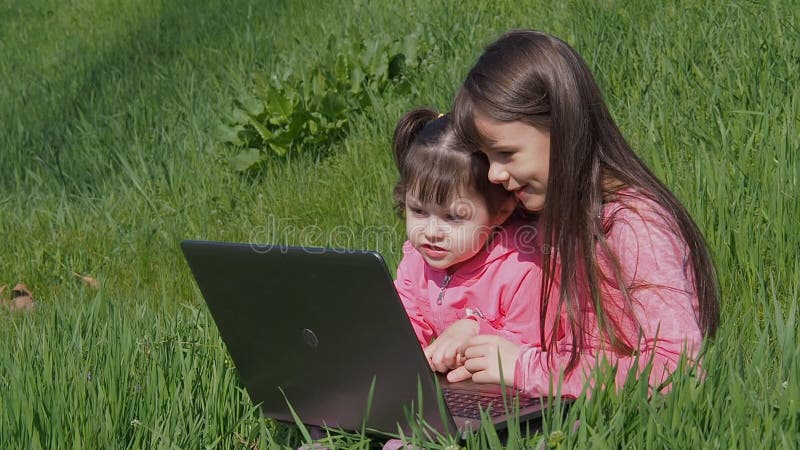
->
<box><xmin>180</xmin><ymin>240</ymin><xmax>553</xmax><ymax>438</ymax></box>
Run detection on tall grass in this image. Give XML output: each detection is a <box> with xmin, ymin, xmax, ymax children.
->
<box><xmin>1</xmin><ymin>0</ymin><xmax>798</xmax><ymax>448</ymax></box>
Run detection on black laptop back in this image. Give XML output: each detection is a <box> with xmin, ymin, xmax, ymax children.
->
<box><xmin>181</xmin><ymin>240</ymin><xmax>455</xmax><ymax>435</ymax></box>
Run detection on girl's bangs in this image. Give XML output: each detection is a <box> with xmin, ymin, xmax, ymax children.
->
<box><xmin>404</xmin><ymin>154</ymin><xmax>469</xmax><ymax>208</ymax></box>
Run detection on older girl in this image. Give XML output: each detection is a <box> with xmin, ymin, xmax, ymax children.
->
<box><xmin>447</xmin><ymin>30</ymin><xmax>720</xmax><ymax>398</ymax></box>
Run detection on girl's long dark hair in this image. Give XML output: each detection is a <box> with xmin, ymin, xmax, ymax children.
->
<box><xmin>454</xmin><ymin>30</ymin><xmax>719</xmax><ymax>373</ymax></box>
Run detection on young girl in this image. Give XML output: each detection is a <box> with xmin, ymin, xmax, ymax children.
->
<box><xmin>446</xmin><ymin>30</ymin><xmax>720</xmax><ymax>398</ymax></box>
<box><xmin>392</xmin><ymin>107</ymin><xmax>542</xmax><ymax>374</ymax></box>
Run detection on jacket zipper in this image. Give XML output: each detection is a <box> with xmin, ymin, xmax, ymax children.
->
<box><xmin>437</xmin><ymin>274</ymin><xmax>452</xmax><ymax>305</ymax></box>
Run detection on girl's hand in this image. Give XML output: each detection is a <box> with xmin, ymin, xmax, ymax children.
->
<box><xmin>446</xmin><ymin>335</ymin><xmax>522</xmax><ymax>385</ymax></box>
<box><xmin>423</xmin><ymin>319</ymin><xmax>479</xmax><ymax>373</ymax></box>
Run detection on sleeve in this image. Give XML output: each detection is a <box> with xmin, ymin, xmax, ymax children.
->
<box><xmin>473</xmin><ymin>268</ymin><xmax>541</xmax><ymax>347</ymax></box>
<box><xmin>394</xmin><ymin>242</ymin><xmax>435</xmax><ymax>348</ymax></box>
<box><xmin>513</xmin><ymin>207</ymin><xmax>704</xmax><ymax>398</ymax></box>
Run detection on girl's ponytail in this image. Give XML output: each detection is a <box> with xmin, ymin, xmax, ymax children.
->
<box><xmin>392</xmin><ymin>108</ymin><xmax>441</xmax><ymax>168</ymax></box>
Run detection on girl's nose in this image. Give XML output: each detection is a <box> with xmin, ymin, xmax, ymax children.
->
<box><xmin>424</xmin><ymin>217</ymin><xmax>446</xmax><ymax>241</ymax></box>
<box><xmin>487</xmin><ymin>163</ymin><xmax>509</xmax><ymax>184</ymax></box>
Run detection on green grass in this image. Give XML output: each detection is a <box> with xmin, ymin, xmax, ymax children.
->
<box><xmin>1</xmin><ymin>0</ymin><xmax>798</xmax><ymax>448</ymax></box>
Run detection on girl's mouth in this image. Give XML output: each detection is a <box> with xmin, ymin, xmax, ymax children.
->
<box><xmin>421</xmin><ymin>244</ymin><xmax>448</xmax><ymax>259</ymax></box>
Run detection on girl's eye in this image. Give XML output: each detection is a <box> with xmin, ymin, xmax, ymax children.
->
<box><xmin>445</xmin><ymin>214</ymin><xmax>465</xmax><ymax>222</ymax></box>
<box><xmin>409</xmin><ymin>207</ymin><xmax>426</xmax><ymax>216</ymax></box>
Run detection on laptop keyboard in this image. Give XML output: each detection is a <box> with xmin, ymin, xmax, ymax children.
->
<box><xmin>443</xmin><ymin>389</ymin><xmax>539</xmax><ymax>419</ymax></box>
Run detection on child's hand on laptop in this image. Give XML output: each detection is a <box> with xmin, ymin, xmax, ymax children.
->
<box><xmin>446</xmin><ymin>335</ymin><xmax>521</xmax><ymax>385</ymax></box>
<box><xmin>423</xmin><ymin>319</ymin><xmax>479</xmax><ymax>373</ymax></box>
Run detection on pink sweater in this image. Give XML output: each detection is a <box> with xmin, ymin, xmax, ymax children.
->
<box><xmin>514</xmin><ymin>192</ymin><xmax>704</xmax><ymax>398</ymax></box>
<box><xmin>394</xmin><ymin>220</ymin><xmax>542</xmax><ymax>348</ymax></box>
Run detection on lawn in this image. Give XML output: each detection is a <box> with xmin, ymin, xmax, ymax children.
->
<box><xmin>1</xmin><ymin>0</ymin><xmax>798</xmax><ymax>448</ymax></box>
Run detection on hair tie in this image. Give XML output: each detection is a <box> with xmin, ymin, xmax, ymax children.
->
<box><xmin>437</xmin><ymin>113</ymin><xmax>445</xmax><ymax>118</ymax></box>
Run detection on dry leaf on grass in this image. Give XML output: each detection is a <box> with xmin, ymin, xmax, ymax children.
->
<box><xmin>73</xmin><ymin>272</ymin><xmax>100</xmax><ymax>289</ymax></box>
<box><xmin>7</xmin><ymin>283</ymin><xmax>35</xmax><ymax>312</ymax></box>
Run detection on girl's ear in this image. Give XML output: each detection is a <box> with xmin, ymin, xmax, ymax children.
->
<box><xmin>491</xmin><ymin>196</ymin><xmax>516</xmax><ymax>226</ymax></box>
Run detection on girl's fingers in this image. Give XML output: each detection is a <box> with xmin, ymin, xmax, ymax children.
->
<box><xmin>433</xmin><ymin>341</ymin><xmax>463</xmax><ymax>371</ymax></box>
<box><xmin>446</xmin><ymin>337</ymin><xmax>519</xmax><ymax>385</ymax></box>
<box><xmin>446</xmin><ymin>365</ymin><xmax>472</xmax><ymax>382</ymax></box>
<box><xmin>460</xmin><ymin>346</ymin><xmax>504</xmax><ymax>384</ymax></box>
<box><xmin>462</xmin><ymin>354</ymin><xmax>501</xmax><ymax>384</ymax></box>
<box><xmin>445</xmin><ymin>345</ymin><xmax>462</xmax><ymax>370</ymax></box>
<box><xmin>465</xmin><ymin>334</ymin><xmax>504</xmax><ymax>347</ymax></box>
<box><xmin>446</xmin><ymin>357</ymin><xmax>498</xmax><ymax>384</ymax></box>
<box><xmin>462</xmin><ymin>354</ymin><xmax>489</xmax><ymax>373</ymax></box>
<box><xmin>426</xmin><ymin>341</ymin><xmax>448</xmax><ymax>371</ymax></box>
<box><xmin>432</xmin><ymin>347</ymin><xmax>456</xmax><ymax>373</ymax></box>
<box><xmin>463</xmin><ymin>344</ymin><xmax>492</xmax><ymax>360</ymax></box>
<box><xmin>455</xmin><ymin>350</ymin><xmax>468</xmax><ymax>367</ymax></box>
<box><xmin>431</xmin><ymin>351</ymin><xmax>446</xmax><ymax>372</ymax></box>
<box><xmin>434</xmin><ymin>346</ymin><xmax>448</xmax><ymax>369</ymax></box>
<box><xmin>429</xmin><ymin>336</ymin><xmax>500</xmax><ymax>373</ymax></box>
<box><xmin>471</xmin><ymin>369</ymin><xmax>499</xmax><ymax>384</ymax></box>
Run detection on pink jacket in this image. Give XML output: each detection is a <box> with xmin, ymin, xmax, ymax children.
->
<box><xmin>394</xmin><ymin>220</ymin><xmax>542</xmax><ymax>348</ymax></box>
<box><xmin>513</xmin><ymin>191</ymin><xmax>705</xmax><ymax>398</ymax></box>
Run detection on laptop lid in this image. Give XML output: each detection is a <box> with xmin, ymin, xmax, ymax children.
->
<box><xmin>181</xmin><ymin>240</ymin><xmax>549</xmax><ymax>437</ymax></box>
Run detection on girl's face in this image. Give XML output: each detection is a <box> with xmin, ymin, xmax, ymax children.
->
<box><xmin>405</xmin><ymin>188</ymin><xmax>512</xmax><ymax>271</ymax></box>
<box><xmin>474</xmin><ymin>115</ymin><xmax>551</xmax><ymax>212</ymax></box>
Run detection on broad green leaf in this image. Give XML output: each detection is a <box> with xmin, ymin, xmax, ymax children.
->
<box><xmin>402</xmin><ymin>32</ymin><xmax>419</xmax><ymax>67</ymax></box>
<box><xmin>252</xmin><ymin>72</ymin><xmax>270</xmax><ymax>93</ymax></box>
<box><xmin>236</xmin><ymin>96</ymin><xmax>264</xmax><ymax>117</ymax></box>
<box><xmin>229</xmin><ymin>148</ymin><xmax>262</xmax><ymax>171</ymax></box>
<box><xmin>319</xmin><ymin>92</ymin><xmax>346</xmax><ymax>120</ymax></box>
<box><xmin>268</xmin><ymin>142</ymin><xmax>288</xmax><ymax>156</ymax></box>
<box><xmin>361</xmin><ymin>39</ymin><xmax>379</xmax><ymax>69</ymax></box>
<box><xmin>350</xmin><ymin>67</ymin><xmax>365</xmax><ymax>93</ymax></box>
<box><xmin>334</xmin><ymin>53</ymin><xmax>349</xmax><ymax>83</ymax></box>
<box><xmin>326</xmin><ymin>33</ymin><xmax>337</xmax><ymax>53</ymax></box>
<box><xmin>373</xmin><ymin>53</ymin><xmax>388</xmax><ymax>82</ymax></box>
<box><xmin>394</xmin><ymin>79</ymin><xmax>412</xmax><ymax>96</ymax></box>
<box><xmin>246</xmin><ymin>115</ymin><xmax>273</xmax><ymax>141</ymax></box>
<box><xmin>214</xmin><ymin>124</ymin><xmax>244</xmax><ymax>145</ymax></box>
<box><xmin>230</xmin><ymin>107</ymin><xmax>250</xmax><ymax>124</ymax></box>
<box><xmin>312</xmin><ymin>68</ymin><xmax>326</xmax><ymax>98</ymax></box>
<box><xmin>286</xmin><ymin>110</ymin><xmax>309</xmax><ymax>137</ymax></box>
<box><xmin>265</xmin><ymin>85</ymin><xmax>294</xmax><ymax>119</ymax></box>
<box><xmin>308</xmin><ymin>118</ymin><xmax>319</xmax><ymax>135</ymax></box>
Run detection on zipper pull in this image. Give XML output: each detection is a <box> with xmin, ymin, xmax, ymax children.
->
<box><xmin>437</xmin><ymin>274</ymin><xmax>451</xmax><ymax>305</ymax></box>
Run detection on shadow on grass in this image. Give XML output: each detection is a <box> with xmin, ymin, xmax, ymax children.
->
<box><xmin>2</xmin><ymin>0</ymin><xmax>287</xmax><ymax>194</ymax></box>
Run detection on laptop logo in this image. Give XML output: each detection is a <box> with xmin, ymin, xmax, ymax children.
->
<box><xmin>302</xmin><ymin>328</ymin><xmax>319</xmax><ymax>348</ymax></box>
